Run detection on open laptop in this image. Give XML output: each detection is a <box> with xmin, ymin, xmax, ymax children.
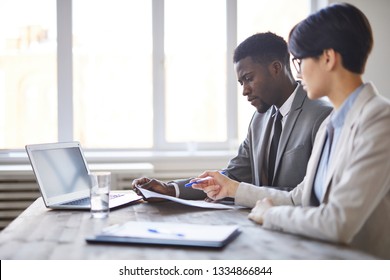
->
<box><xmin>25</xmin><ymin>141</ymin><xmax>142</xmax><ymax>210</ymax></box>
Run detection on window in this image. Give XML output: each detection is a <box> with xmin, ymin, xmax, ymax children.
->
<box><xmin>0</xmin><ymin>0</ymin><xmax>311</xmax><ymax>152</ymax></box>
<box><xmin>0</xmin><ymin>0</ymin><xmax>57</xmax><ymax>149</ymax></box>
<box><xmin>73</xmin><ymin>0</ymin><xmax>153</xmax><ymax>149</ymax></box>
<box><xmin>165</xmin><ymin>0</ymin><xmax>227</xmax><ymax>144</ymax></box>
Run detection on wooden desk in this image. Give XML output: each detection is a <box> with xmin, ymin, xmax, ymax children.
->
<box><xmin>0</xmin><ymin>197</ymin><xmax>375</xmax><ymax>260</ymax></box>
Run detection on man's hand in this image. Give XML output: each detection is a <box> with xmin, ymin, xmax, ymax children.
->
<box><xmin>131</xmin><ymin>177</ymin><xmax>176</xmax><ymax>201</ymax></box>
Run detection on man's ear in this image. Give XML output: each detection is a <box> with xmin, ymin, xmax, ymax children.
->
<box><xmin>268</xmin><ymin>60</ymin><xmax>283</xmax><ymax>77</ymax></box>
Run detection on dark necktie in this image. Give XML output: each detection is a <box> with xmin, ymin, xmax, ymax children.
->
<box><xmin>268</xmin><ymin>111</ymin><xmax>283</xmax><ymax>185</ymax></box>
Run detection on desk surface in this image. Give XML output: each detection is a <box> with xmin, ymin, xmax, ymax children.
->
<box><xmin>0</xmin><ymin>197</ymin><xmax>375</xmax><ymax>260</ymax></box>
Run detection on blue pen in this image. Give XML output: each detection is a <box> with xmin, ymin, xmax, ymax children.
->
<box><xmin>184</xmin><ymin>170</ymin><xmax>227</xmax><ymax>187</ymax></box>
<box><xmin>148</xmin><ymin>228</ymin><xmax>185</xmax><ymax>237</ymax></box>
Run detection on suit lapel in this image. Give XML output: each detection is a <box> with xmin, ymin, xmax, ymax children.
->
<box><xmin>274</xmin><ymin>86</ymin><xmax>306</xmax><ymax>180</ymax></box>
<box><xmin>257</xmin><ymin>107</ymin><xmax>274</xmax><ymax>185</ymax></box>
<box><xmin>320</xmin><ymin>83</ymin><xmax>376</xmax><ymax>202</ymax></box>
<box><xmin>302</xmin><ymin>120</ymin><xmax>328</xmax><ymax>206</ymax></box>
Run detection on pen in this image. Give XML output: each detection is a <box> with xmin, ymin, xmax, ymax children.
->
<box><xmin>185</xmin><ymin>170</ymin><xmax>227</xmax><ymax>187</ymax></box>
<box><xmin>148</xmin><ymin>228</ymin><xmax>185</xmax><ymax>237</ymax></box>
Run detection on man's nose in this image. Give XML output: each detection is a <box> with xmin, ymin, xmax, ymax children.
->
<box><xmin>242</xmin><ymin>85</ymin><xmax>250</xmax><ymax>96</ymax></box>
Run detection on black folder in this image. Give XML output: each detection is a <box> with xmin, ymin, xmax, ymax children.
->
<box><xmin>86</xmin><ymin>221</ymin><xmax>240</xmax><ymax>248</ymax></box>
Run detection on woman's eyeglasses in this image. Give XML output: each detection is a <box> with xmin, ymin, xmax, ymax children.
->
<box><xmin>292</xmin><ymin>57</ymin><xmax>302</xmax><ymax>74</ymax></box>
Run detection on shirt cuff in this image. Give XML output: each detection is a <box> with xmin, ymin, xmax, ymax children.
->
<box><xmin>170</xmin><ymin>182</ymin><xmax>180</xmax><ymax>197</ymax></box>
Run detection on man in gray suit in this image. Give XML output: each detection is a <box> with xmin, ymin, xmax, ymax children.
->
<box><xmin>132</xmin><ymin>32</ymin><xmax>332</xmax><ymax>199</ymax></box>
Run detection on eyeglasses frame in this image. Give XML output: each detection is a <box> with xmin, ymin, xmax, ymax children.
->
<box><xmin>292</xmin><ymin>57</ymin><xmax>302</xmax><ymax>74</ymax></box>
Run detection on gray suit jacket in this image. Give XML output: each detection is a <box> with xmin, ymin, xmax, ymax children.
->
<box><xmin>235</xmin><ymin>82</ymin><xmax>390</xmax><ymax>259</ymax></box>
<box><xmin>177</xmin><ymin>84</ymin><xmax>332</xmax><ymax>199</ymax></box>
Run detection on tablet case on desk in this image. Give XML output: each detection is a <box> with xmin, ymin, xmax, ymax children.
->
<box><xmin>86</xmin><ymin>221</ymin><xmax>241</xmax><ymax>248</ymax></box>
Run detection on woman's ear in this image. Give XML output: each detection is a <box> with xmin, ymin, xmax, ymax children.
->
<box><xmin>323</xmin><ymin>49</ymin><xmax>337</xmax><ymax>71</ymax></box>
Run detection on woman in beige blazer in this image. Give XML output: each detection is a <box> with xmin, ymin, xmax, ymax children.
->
<box><xmin>191</xmin><ymin>3</ymin><xmax>390</xmax><ymax>259</ymax></box>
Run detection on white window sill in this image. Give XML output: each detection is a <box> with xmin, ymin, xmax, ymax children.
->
<box><xmin>0</xmin><ymin>150</ymin><xmax>236</xmax><ymax>179</ymax></box>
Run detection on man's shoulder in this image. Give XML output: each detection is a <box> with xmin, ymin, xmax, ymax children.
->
<box><xmin>292</xmin><ymin>88</ymin><xmax>333</xmax><ymax>124</ymax></box>
<box><xmin>293</xmin><ymin>83</ymin><xmax>333</xmax><ymax>112</ymax></box>
<box><xmin>249</xmin><ymin>108</ymin><xmax>272</xmax><ymax>124</ymax></box>
<box><xmin>303</xmin><ymin>96</ymin><xmax>333</xmax><ymax>110</ymax></box>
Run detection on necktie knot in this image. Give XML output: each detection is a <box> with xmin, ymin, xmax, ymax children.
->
<box><xmin>275</xmin><ymin>110</ymin><xmax>283</xmax><ymax>122</ymax></box>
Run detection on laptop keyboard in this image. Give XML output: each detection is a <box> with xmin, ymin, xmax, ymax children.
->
<box><xmin>63</xmin><ymin>197</ymin><xmax>90</xmax><ymax>206</ymax></box>
<box><xmin>62</xmin><ymin>193</ymin><xmax>125</xmax><ymax>206</ymax></box>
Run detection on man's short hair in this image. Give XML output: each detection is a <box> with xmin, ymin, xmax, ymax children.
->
<box><xmin>233</xmin><ymin>32</ymin><xmax>291</xmax><ymax>73</ymax></box>
<box><xmin>288</xmin><ymin>3</ymin><xmax>373</xmax><ymax>74</ymax></box>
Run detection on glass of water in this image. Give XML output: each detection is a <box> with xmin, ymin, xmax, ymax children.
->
<box><xmin>89</xmin><ymin>171</ymin><xmax>111</xmax><ymax>218</ymax></box>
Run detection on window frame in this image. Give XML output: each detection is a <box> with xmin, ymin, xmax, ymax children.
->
<box><xmin>1</xmin><ymin>0</ymin><xmax>318</xmax><ymax>157</ymax></box>
<box><xmin>55</xmin><ymin>0</ymin><xmax>239</xmax><ymax>152</ymax></box>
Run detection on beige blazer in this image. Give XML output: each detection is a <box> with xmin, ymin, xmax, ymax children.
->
<box><xmin>235</xmin><ymin>82</ymin><xmax>390</xmax><ymax>259</ymax></box>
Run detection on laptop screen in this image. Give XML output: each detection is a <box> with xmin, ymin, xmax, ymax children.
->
<box><xmin>30</xmin><ymin>146</ymin><xmax>90</xmax><ymax>199</ymax></box>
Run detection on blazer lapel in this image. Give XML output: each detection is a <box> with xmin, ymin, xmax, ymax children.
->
<box><xmin>274</xmin><ymin>86</ymin><xmax>305</xmax><ymax>180</ymax></box>
<box><xmin>302</xmin><ymin>120</ymin><xmax>329</xmax><ymax>206</ymax></box>
<box><xmin>257</xmin><ymin>107</ymin><xmax>275</xmax><ymax>185</ymax></box>
<box><xmin>320</xmin><ymin>83</ymin><xmax>376</xmax><ymax>202</ymax></box>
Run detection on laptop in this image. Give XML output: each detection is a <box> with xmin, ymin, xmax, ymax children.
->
<box><xmin>25</xmin><ymin>141</ymin><xmax>142</xmax><ymax>210</ymax></box>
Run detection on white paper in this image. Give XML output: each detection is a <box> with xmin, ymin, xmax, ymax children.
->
<box><xmin>101</xmin><ymin>221</ymin><xmax>239</xmax><ymax>242</ymax></box>
<box><xmin>136</xmin><ymin>187</ymin><xmax>235</xmax><ymax>209</ymax></box>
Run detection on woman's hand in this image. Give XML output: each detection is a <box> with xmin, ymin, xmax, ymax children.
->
<box><xmin>190</xmin><ymin>170</ymin><xmax>239</xmax><ymax>201</ymax></box>
<box><xmin>248</xmin><ymin>198</ymin><xmax>274</xmax><ymax>224</ymax></box>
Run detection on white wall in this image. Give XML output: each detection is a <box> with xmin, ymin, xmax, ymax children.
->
<box><xmin>328</xmin><ymin>0</ymin><xmax>390</xmax><ymax>99</ymax></box>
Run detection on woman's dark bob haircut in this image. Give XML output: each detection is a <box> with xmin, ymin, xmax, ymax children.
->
<box><xmin>288</xmin><ymin>2</ymin><xmax>373</xmax><ymax>74</ymax></box>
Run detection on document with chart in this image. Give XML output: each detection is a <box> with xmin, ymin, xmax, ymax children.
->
<box><xmin>86</xmin><ymin>221</ymin><xmax>240</xmax><ymax>248</ymax></box>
